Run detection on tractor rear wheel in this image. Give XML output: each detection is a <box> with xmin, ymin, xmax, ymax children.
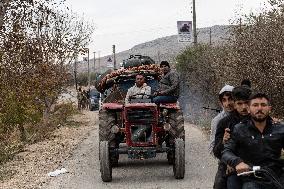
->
<box><xmin>166</xmin><ymin>110</ymin><xmax>184</xmax><ymax>165</ymax></box>
<box><xmin>99</xmin><ymin>110</ymin><xmax>120</xmax><ymax>166</ymax></box>
<box><xmin>168</xmin><ymin>110</ymin><xmax>185</xmax><ymax>141</ymax></box>
<box><xmin>173</xmin><ymin>138</ymin><xmax>185</xmax><ymax>179</ymax></box>
<box><xmin>99</xmin><ymin>141</ymin><xmax>112</xmax><ymax>182</ymax></box>
<box><xmin>99</xmin><ymin>110</ymin><xmax>116</xmax><ymax>146</ymax></box>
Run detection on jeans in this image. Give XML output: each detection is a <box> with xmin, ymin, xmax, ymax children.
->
<box><xmin>242</xmin><ymin>181</ymin><xmax>277</xmax><ymax>189</ymax></box>
<box><xmin>227</xmin><ymin>174</ymin><xmax>242</xmax><ymax>189</ymax></box>
<box><xmin>152</xmin><ymin>96</ymin><xmax>178</xmax><ymax>103</ymax></box>
<box><xmin>213</xmin><ymin>162</ymin><xmax>227</xmax><ymax>189</ymax></box>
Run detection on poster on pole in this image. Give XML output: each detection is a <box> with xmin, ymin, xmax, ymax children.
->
<box><xmin>177</xmin><ymin>21</ymin><xmax>192</xmax><ymax>43</ymax></box>
<box><xmin>106</xmin><ymin>57</ymin><xmax>114</xmax><ymax>68</ymax></box>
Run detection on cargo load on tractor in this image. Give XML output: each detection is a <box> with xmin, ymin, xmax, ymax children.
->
<box><xmin>95</xmin><ymin>55</ymin><xmax>185</xmax><ymax>182</ymax></box>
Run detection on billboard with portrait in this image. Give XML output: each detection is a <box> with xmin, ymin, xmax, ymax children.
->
<box><xmin>177</xmin><ymin>21</ymin><xmax>192</xmax><ymax>43</ymax></box>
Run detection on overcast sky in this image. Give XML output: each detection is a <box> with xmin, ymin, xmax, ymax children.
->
<box><xmin>65</xmin><ymin>0</ymin><xmax>267</xmax><ymax>57</ymax></box>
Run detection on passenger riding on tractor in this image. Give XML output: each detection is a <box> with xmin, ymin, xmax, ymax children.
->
<box><xmin>96</xmin><ymin>55</ymin><xmax>185</xmax><ymax>182</ymax></box>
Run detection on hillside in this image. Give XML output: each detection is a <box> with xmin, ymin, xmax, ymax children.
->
<box><xmin>77</xmin><ymin>25</ymin><xmax>231</xmax><ymax>73</ymax></box>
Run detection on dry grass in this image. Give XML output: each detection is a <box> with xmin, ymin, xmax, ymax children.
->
<box><xmin>0</xmin><ymin>103</ymin><xmax>77</xmax><ymax>169</ymax></box>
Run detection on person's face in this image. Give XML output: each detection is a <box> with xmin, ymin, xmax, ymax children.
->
<box><xmin>249</xmin><ymin>97</ymin><xmax>271</xmax><ymax>122</ymax></box>
<box><xmin>221</xmin><ymin>94</ymin><xmax>234</xmax><ymax>112</ymax></box>
<box><xmin>135</xmin><ymin>75</ymin><xmax>145</xmax><ymax>87</ymax></box>
<box><xmin>234</xmin><ymin>100</ymin><xmax>249</xmax><ymax>116</ymax></box>
<box><xmin>160</xmin><ymin>65</ymin><xmax>170</xmax><ymax>74</ymax></box>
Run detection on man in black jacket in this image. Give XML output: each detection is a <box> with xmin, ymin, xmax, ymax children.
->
<box><xmin>213</xmin><ymin>85</ymin><xmax>251</xmax><ymax>189</ymax></box>
<box><xmin>222</xmin><ymin>93</ymin><xmax>284</xmax><ymax>189</ymax></box>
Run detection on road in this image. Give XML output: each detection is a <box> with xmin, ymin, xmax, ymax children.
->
<box><xmin>44</xmin><ymin>111</ymin><xmax>217</xmax><ymax>189</ymax></box>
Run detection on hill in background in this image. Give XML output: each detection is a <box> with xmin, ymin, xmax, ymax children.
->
<box><xmin>77</xmin><ymin>25</ymin><xmax>231</xmax><ymax>73</ymax></box>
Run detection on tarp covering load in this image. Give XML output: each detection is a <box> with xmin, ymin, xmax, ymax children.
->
<box><xmin>95</xmin><ymin>55</ymin><xmax>161</xmax><ymax>93</ymax></box>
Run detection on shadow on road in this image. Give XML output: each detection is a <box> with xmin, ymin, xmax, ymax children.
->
<box><xmin>116</xmin><ymin>158</ymin><xmax>169</xmax><ymax>168</ymax></box>
<box><xmin>108</xmin><ymin>155</ymin><xmax>178</xmax><ymax>183</ymax></box>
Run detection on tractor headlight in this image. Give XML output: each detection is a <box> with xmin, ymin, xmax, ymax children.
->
<box><xmin>162</xmin><ymin>109</ymin><xmax>168</xmax><ymax>117</ymax></box>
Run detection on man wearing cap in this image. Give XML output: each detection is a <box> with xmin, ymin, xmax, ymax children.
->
<box><xmin>213</xmin><ymin>85</ymin><xmax>252</xmax><ymax>189</ymax></box>
<box><xmin>210</xmin><ymin>84</ymin><xmax>234</xmax><ymax>189</ymax></box>
<box><xmin>153</xmin><ymin>61</ymin><xmax>180</xmax><ymax>103</ymax></box>
<box><xmin>209</xmin><ymin>84</ymin><xmax>235</xmax><ymax>155</ymax></box>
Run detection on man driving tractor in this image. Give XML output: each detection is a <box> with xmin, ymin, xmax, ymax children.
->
<box><xmin>125</xmin><ymin>73</ymin><xmax>151</xmax><ymax>104</ymax></box>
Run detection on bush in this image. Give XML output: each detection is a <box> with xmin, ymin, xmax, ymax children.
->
<box><xmin>77</xmin><ymin>72</ymin><xmax>98</xmax><ymax>86</ymax></box>
<box><xmin>0</xmin><ymin>102</ymin><xmax>77</xmax><ymax>165</ymax></box>
<box><xmin>176</xmin><ymin>44</ymin><xmax>221</xmax><ymax>124</ymax></box>
<box><xmin>176</xmin><ymin>0</ymin><xmax>284</xmax><ymax>119</ymax></box>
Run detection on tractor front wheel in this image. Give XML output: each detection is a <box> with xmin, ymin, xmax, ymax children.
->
<box><xmin>99</xmin><ymin>141</ymin><xmax>112</xmax><ymax>182</ymax></box>
<box><xmin>173</xmin><ymin>138</ymin><xmax>185</xmax><ymax>179</ymax></box>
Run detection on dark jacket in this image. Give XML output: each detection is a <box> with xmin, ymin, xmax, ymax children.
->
<box><xmin>213</xmin><ymin>110</ymin><xmax>249</xmax><ymax>159</ymax></box>
<box><xmin>222</xmin><ymin>118</ymin><xmax>284</xmax><ymax>177</ymax></box>
<box><xmin>159</xmin><ymin>70</ymin><xmax>180</xmax><ymax>97</ymax></box>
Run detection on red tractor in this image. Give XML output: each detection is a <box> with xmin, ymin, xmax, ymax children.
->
<box><xmin>97</xmin><ymin>55</ymin><xmax>185</xmax><ymax>182</ymax></box>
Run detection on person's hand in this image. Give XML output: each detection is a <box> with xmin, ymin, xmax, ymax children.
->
<box><xmin>153</xmin><ymin>91</ymin><xmax>162</xmax><ymax>96</ymax></box>
<box><xmin>272</xmin><ymin>117</ymin><xmax>282</xmax><ymax>123</ymax></box>
<box><xmin>222</xmin><ymin>128</ymin><xmax>231</xmax><ymax>144</ymax></box>
<box><xmin>235</xmin><ymin>162</ymin><xmax>250</xmax><ymax>174</ymax></box>
<box><xmin>226</xmin><ymin>165</ymin><xmax>235</xmax><ymax>175</ymax></box>
<box><xmin>129</xmin><ymin>95</ymin><xmax>136</xmax><ymax>99</ymax></box>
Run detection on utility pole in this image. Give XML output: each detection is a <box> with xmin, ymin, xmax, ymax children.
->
<box><xmin>86</xmin><ymin>48</ymin><xmax>90</xmax><ymax>90</ymax></box>
<box><xmin>239</xmin><ymin>18</ymin><xmax>242</xmax><ymax>33</ymax></box>
<box><xmin>113</xmin><ymin>45</ymin><xmax>116</xmax><ymax>69</ymax></box>
<box><xmin>192</xmin><ymin>0</ymin><xmax>197</xmax><ymax>44</ymax></box>
<box><xmin>209</xmin><ymin>28</ymin><xmax>212</xmax><ymax>45</ymax></box>
<box><xmin>157</xmin><ymin>50</ymin><xmax>161</xmax><ymax>63</ymax></box>
<box><xmin>98</xmin><ymin>51</ymin><xmax>101</xmax><ymax>73</ymax></box>
<box><xmin>74</xmin><ymin>57</ymin><xmax>78</xmax><ymax>90</ymax></box>
<box><xmin>93</xmin><ymin>51</ymin><xmax>96</xmax><ymax>73</ymax></box>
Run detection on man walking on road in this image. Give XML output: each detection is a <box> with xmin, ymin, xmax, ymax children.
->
<box><xmin>77</xmin><ymin>87</ymin><xmax>84</xmax><ymax>110</ymax></box>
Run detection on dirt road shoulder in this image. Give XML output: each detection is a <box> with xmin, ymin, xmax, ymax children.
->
<box><xmin>0</xmin><ymin>110</ymin><xmax>96</xmax><ymax>189</ymax></box>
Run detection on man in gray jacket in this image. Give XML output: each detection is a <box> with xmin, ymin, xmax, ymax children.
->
<box><xmin>209</xmin><ymin>84</ymin><xmax>234</xmax><ymax>154</ymax></box>
<box><xmin>153</xmin><ymin>61</ymin><xmax>180</xmax><ymax>103</ymax></box>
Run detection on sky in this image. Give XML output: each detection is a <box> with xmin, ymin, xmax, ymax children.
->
<box><xmin>65</xmin><ymin>0</ymin><xmax>267</xmax><ymax>57</ymax></box>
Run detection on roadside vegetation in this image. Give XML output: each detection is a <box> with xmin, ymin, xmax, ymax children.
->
<box><xmin>0</xmin><ymin>0</ymin><xmax>93</xmax><ymax>164</ymax></box>
<box><xmin>77</xmin><ymin>72</ymin><xmax>99</xmax><ymax>87</ymax></box>
<box><xmin>177</xmin><ymin>0</ymin><xmax>284</xmax><ymax>127</ymax></box>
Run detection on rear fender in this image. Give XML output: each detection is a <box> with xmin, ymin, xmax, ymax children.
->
<box><xmin>102</xmin><ymin>103</ymin><xmax>123</xmax><ymax>110</ymax></box>
<box><xmin>159</xmin><ymin>102</ymin><xmax>180</xmax><ymax>110</ymax></box>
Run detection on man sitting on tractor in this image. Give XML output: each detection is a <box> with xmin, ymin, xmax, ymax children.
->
<box><xmin>153</xmin><ymin>61</ymin><xmax>180</xmax><ymax>103</ymax></box>
<box><xmin>125</xmin><ymin>73</ymin><xmax>151</xmax><ymax>104</ymax></box>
